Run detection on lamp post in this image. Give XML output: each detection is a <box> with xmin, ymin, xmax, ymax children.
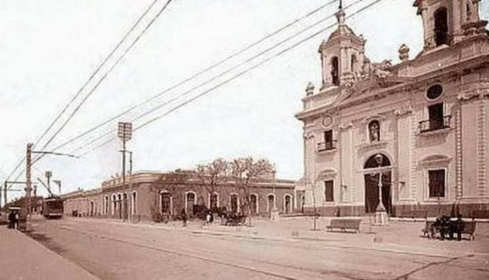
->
<box><xmin>374</xmin><ymin>154</ymin><xmax>387</xmax><ymax>225</ymax></box>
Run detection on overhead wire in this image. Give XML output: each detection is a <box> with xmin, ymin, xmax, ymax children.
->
<box><xmin>32</xmin><ymin>0</ymin><xmax>175</xmax><ymax>164</ymax></box>
<box><xmin>76</xmin><ymin>0</ymin><xmax>384</xmax><ymax>158</ymax></box>
<box><xmin>49</xmin><ymin>0</ymin><xmax>338</xmax><ymax>154</ymax></box>
<box><xmin>5</xmin><ymin>0</ymin><xmax>174</xmax><ymax>191</ymax></box>
<box><xmin>32</xmin><ymin>0</ymin><xmax>163</xmax><ymax>150</ymax></box>
<box><xmin>61</xmin><ymin>0</ymin><xmax>367</xmax><ymax>156</ymax></box>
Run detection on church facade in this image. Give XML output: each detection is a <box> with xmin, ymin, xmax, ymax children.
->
<box><xmin>296</xmin><ymin>0</ymin><xmax>489</xmax><ymax>217</ymax></box>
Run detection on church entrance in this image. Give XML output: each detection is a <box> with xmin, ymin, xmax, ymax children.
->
<box><xmin>363</xmin><ymin>154</ymin><xmax>392</xmax><ymax>214</ymax></box>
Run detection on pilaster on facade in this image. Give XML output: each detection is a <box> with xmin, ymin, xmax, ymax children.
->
<box><xmin>409</xmin><ymin>114</ymin><xmax>417</xmax><ymax>201</ymax></box>
<box><xmin>477</xmin><ymin>99</ymin><xmax>487</xmax><ymax>197</ymax></box>
<box><xmin>455</xmin><ymin>105</ymin><xmax>463</xmax><ymax>199</ymax></box>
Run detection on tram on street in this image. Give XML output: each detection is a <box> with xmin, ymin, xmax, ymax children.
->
<box><xmin>42</xmin><ymin>196</ymin><xmax>64</xmax><ymax>219</ymax></box>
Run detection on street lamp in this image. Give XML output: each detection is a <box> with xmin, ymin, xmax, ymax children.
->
<box><xmin>374</xmin><ymin>153</ymin><xmax>387</xmax><ymax>225</ymax></box>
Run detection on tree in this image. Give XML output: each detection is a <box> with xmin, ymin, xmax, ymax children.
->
<box><xmin>196</xmin><ymin>158</ymin><xmax>230</xmax><ymax>211</ymax></box>
<box><xmin>229</xmin><ymin>157</ymin><xmax>274</xmax><ymax>226</ymax></box>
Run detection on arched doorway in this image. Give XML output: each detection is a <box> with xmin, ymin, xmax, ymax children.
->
<box><xmin>364</xmin><ymin>153</ymin><xmax>392</xmax><ymax>214</ymax></box>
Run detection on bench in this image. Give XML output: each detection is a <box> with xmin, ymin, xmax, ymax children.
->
<box><xmin>462</xmin><ymin>221</ymin><xmax>476</xmax><ymax>240</ymax></box>
<box><xmin>326</xmin><ymin>218</ymin><xmax>362</xmax><ymax>233</ymax></box>
<box><xmin>422</xmin><ymin>220</ymin><xmax>476</xmax><ymax>240</ymax></box>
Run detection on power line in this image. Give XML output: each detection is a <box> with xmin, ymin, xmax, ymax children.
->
<box><xmin>49</xmin><ymin>0</ymin><xmax>338</xmax><ymax>154</ymax></box>
<box><xmin>6</xmin><ymin>0</ymin><xmax>169</xmax><ymax>189</ymax></box>
<box><xmin>77</xmin><ymin>0</ymin><xmax>384</xmax><ymax>158</ymax></box>
<box><xmin>33</xmin><ymin>0</ymin><xmax>163</xmax><ymax>150</ymax></box>
<box><xmin>57</xmin><ymin>0</ymin><xmax>365</xmax><ymax>156</ymax></box>
<box><xmin>32</xmin><ymin>0</ymin><xmax>175</xmax><ymax>164</ymax></box>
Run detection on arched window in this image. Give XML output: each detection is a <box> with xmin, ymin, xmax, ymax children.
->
<box><xmin>434</xmin><ymin>7</ymin><xmax>449</xmax><ymax>46</ymax></box>
<box><xmin>209</xmin><ymin>193</ymin><xmax>218</xmax><ymax>209</ymax></box>
<box><xmin>267</xmin><ymin>194</ymin><xmax>275</xmax><ymax>212</ymax></box>
<box><xmin>112</xmin><ymin>194</ymin><xmax>116</xmax><ymax>216</ymax></box>
<box><xmin>284</xmin><ymin>195</ymin><xmax>292</xmax><ymax>214</ymax></box>
<box><xmin>368</xmin><ymin>120</ymin><xmax>380</xmax><ymax>142</ymax></box>
<box><xmin>351</xmin><ymin>54</ymin><xmax>358</xmax><ymax>74</ymax></box>
<box><xmin>250</xmin><ymin>194</ymin><xmax>258</xmax><ymax>214</ymax></box>
<box><xmin>104</xmin><ymin>196</ymin><xmax>109</xmax><ymax>215</ymax></box>
<box><xmin>185</xmin><ymin>192</ymin><xmax>196</xmax><ymax>214</ymax></box>
<box><xmin>131</xmin><ymin>191</ymin><xmax>137</xmax><ymax>215</ymax></box>
<box><xmin>230</xmin><ymin>194</ymin><xmax>239</xmax><ymax>213</ymax></box>
<box><xmin>161</xmin><ymin>192</ymin><xmax>172</xmax><ymax>214</ymax></box>
<box><xmin>331</xmin><ymin>56</ymin><xmax>339</xmax><ymax>86</ymax></box>
<box><xmin>466</xmin><ymin>1</ymin><xmax>472</xmax><ymax>21</ymax></box>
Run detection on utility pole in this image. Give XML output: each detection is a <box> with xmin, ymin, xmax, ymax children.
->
<box><xmin>118</xmin><ymin>122</ymin><xmax>132</xmax><ymax>222</ymax></box>
<box><xmin>45</xmin><ymin>171</ymin><xmax>52</xmax><ymax>196</ymax></box>
<box><xmin>26</xmin><ymin>143</ymin><xmax>33</xmax><ymax>231</ymax></box>
<box><xmin>128</xmin><ymin>151</ymin><xmax>133</xmax><ymax>217</ymax></box>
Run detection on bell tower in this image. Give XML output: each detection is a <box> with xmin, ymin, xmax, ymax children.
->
<box><xmin>414</xmin><ymin>0</ymin><xmax>487</xmax><ymax>51</ymax></box>
<box><xmin>318</xmin><ymin>3</ymin><xmax>366</xmax><ymax>89</ymax></box>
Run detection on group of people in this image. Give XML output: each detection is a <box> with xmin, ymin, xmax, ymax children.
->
<box><xmin>7</xmin><ymin>210</ymin><xmax>20</xmax><ymax>230</ymax></box>
<box><xmin>431</xmin><ymin>214</ymin><xmax>465</xmax><ymax>241</ymax></box>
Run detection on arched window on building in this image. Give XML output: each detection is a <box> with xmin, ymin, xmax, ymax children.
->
<box><xmin>161</xmin><ymin>192</ymin><xmax>172</xmax><ymax>215</ymax></box>
<box><xmin>185</xmin><ymin>192</ymin><xmax>196</xmax><ymax>215</ymax></box>
<box><xmin>209</xmin><ymin>193</ymin><xmax>218</xmax><ymax>210</ymax></box>
<box><xmin>267</xmin><ymin>194</ymin><xmax>275</xmax><ymax>213</ymax></box>
<box><xmin>368</xmin><ymin>120</ymin><xmax>380</xmax><ymax>142</ymax></box>
<box><xmin>230</xmin><ymin>194</ymin><xmax>239</xmax><ymax>213</ymax></box>
<box><xmin>466</xmin><ymin>1</ymin><xmax>472</xmax><ymax>21</ymax></box>
<box><xmin>434</xmin><ymin>7</ymin><xmax>449</xmax><ymax>46</ymax></box>
<box><xmin>250</xmin><ymin>194</ymin><xmax>258</xmax><ymax>215</ymax></box>
<box><xmin>112</xmin><ymin>194</ymin><xmax>116</xmax><ymax>216</ymax></box>
<box><xmin>351</xmin><ymin>54</ymin><xmax>358</xmax><ymax>75</ymax></box>
<box><xmin>104</xmin><ymin>196</ymin><xmax>109</xmax><ymax>215</ymax></box>
<box><xmin>284</xmin><ymin>195</ymin><xmax>292</xmax><ymax>214</ymax></box>
<box><xmin>131</xmin><ymin>191</ymin><xmax>137</xmax><ymax>216</ymax></box>
<box><xmin>331</xmin><ymin>56</ymin><xmax>339</xmax><ymax>86</ymax></box>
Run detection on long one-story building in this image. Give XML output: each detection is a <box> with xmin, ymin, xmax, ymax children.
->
<box><xmin>62</xmin><ymin>170</ymin><xmax>300</xmax><ymax>222</ymax></box>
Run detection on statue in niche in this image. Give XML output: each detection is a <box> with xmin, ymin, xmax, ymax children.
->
<box><xmin>368</xmin><ymin>120</ymin><xmax>380</xmax><ymax>142</ymax></box>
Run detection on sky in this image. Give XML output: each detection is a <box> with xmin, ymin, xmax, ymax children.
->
<box><xmin>1</xmin><ymin>0</ymin><xmax>488</xmax><ymax>202</ymax></box>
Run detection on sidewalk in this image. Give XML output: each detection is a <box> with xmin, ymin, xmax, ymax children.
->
<box><xmin>68</xmin><ymin>216</ymin><xmax>489</xmax><ymax>258</ymax></box>
<box><xmin>0</xmin><ymin>226</ymin><xmax>98</xmax><ymax>280</ymax></box>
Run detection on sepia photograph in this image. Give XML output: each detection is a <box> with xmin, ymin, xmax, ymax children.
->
<box><xmin>1</xmin><ymin>0</ymin><xmax>489</xmax><ymax>279</ymax></box>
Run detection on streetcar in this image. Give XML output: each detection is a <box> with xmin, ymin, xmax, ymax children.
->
<box><xmin>42</xmin><ymin>196</ymin><xmax>64</xmax><ymax>219</ymax></box>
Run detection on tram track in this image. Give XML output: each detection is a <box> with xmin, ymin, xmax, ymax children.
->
<box><xmin>49</xmin><ymin>223</ymin><xmax>367</xmax><ymax>280</ymax></box>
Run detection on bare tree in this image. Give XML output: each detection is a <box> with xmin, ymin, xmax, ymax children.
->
<box><xmin>196</xmin><ymin>158</ymin><xmax>229</xmax><ymax>210</ymax></box>
<box><xmin>230</xmin><ymin>157</ymin><xmax>274</xmax><ymax>226</ymax></box>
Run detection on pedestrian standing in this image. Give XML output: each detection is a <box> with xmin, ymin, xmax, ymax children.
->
<box><xmin>181</xmin><ymin>208</ymin><xmax>187</xmax><ymax>227</ymax></box>
<box><xmin>14</xmin><ymin>211</ymin><xmax>20</xmax><ymax>230</ymax></box>
<box><xmin>8</xmin><ymin>211</ymin><xmax>15</xmax><ymax>229</ymax></box>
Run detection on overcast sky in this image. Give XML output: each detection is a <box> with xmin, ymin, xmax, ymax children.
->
<box><xmin>1</xmin><ymin>0</ymin><xmax>488</xmax><ymax>201</ymax></box>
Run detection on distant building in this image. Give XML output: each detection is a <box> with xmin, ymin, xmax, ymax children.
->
<box><xmin>296</xmin><ymin>1</ymin><xmax>489</xmax><ymax>217</ymax></box>
<box><xmin>62</xmin><ymin>170</ymin><xmax>297</xmax><ymax>222</ymax></box>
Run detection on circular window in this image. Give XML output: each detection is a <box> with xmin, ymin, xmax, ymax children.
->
<box><xmin>426</xmin><ymin>84</ymin><xmax>443</xmax><ymax>100</ymax></box>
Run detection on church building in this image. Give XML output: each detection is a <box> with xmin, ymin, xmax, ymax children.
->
<box><xmin>295</xmin><ymin>0</ymin><xmax>489</xmax><ymax>217</ymax></box>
